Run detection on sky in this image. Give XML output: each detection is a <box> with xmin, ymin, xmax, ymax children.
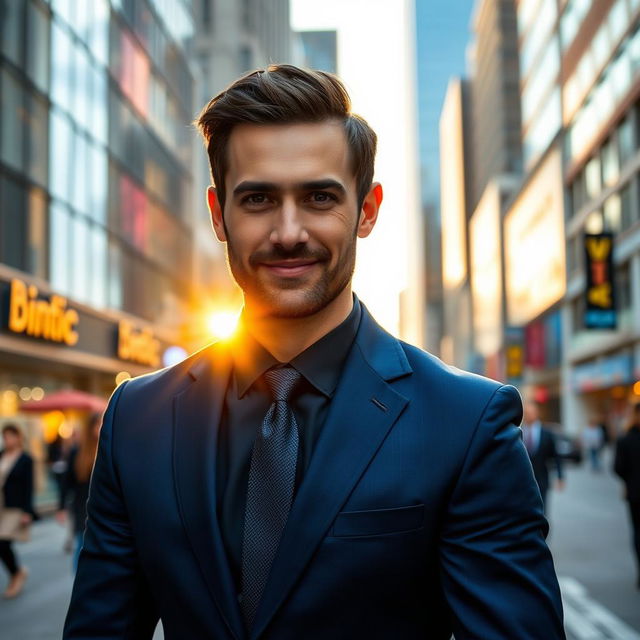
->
<box><xmin>415</xmin><ymin>0</ymin><xmax>474</xmax><ymax>208</ymax></box>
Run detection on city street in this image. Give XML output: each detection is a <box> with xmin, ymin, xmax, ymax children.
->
<box><xmin>0</xmin><ymin>453</ymin><xmax>638</xmax><ymax>639</ymax></box>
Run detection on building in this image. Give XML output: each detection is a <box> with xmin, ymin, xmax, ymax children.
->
<box><xmin>439</xmin><ymin>77</ymin><xmax>475</xmax><ymax>369</ymax></box>
<box><xmin>0</xmin><ymin>0</ymin><xmax>197</xmax><ymax>504</ymax></box>
<box><xmin>191</xmin><ymin>0</ymin><xmax>292</xmax><ymax>316</ymax></box>
<box><xmin>295</xmin><ymin>30</ymin><xmax>337</xmax><ymax>73</ymax></box>
<box><xmin>559</xmin><ymin>0</ymin><xmax>640</xmax><ymax>435</ymax></box>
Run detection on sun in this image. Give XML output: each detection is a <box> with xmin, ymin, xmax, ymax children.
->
<box><xmin>207</xmin><ymin>310</ymin><xmax>240</xmax><ymax>340</ymax></box>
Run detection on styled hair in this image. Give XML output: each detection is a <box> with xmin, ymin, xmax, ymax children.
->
<box><xmin>2</xmin><ymin>423</ymin><xmax>22</xmax><ymax>438</ymax></box>
<box><xmin>195</xmin><ymin>64</ymin><xmax>377</xmax><ymax>210</ymax></box>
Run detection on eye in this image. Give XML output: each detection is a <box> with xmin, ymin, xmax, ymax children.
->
<box><xmin>241</xmin><ymin>193</ymin><xmax>271</xmax><ymax>208</ymax></box>
<box><xmin>307</xmin><ymin>191</ymin><xmax>337</xmax><ymax>206</ymax></box>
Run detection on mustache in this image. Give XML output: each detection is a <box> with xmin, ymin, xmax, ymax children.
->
<box><xmin>249</xmin><ymin>245</ymin><xmax>331</xmax><ymax>266</ymax></box>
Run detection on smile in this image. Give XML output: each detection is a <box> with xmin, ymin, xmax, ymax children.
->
<box><xmin>261</xmin><ymin>260</ymin><xmax>319</xmax><ymax>277</ymax></box>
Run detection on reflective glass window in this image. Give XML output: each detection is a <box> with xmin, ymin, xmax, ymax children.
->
<box><xmin>52</xmin><ymin>0</ymin><xmax>73</xmax><ymax>27</ymax></box>
<box><xmin>119</xmin><ymin>173</ymin><xmax>148</xmax><ymax>250</ymax></box>
<box><xmin>108</xmin><ymin>240</ymin><xmax>123</xmax><ymax>310</ymax></box>
<box><xmin>0</xmin><ymin>69</ymin><xmax>25</xmax><ymax>172</ymax></box>
<box><xmin>522</xmin><ymin>44</ymin><xmax>559</xmax><ymax>126</ymax></box>
<box><xmin>1</xmin><ymin>0</ymin><xmax>24</xmax><ymax>66</ymax></box>
<box><xmin>616</xmin><ymin>262</ymin><xmax>632</xmax><ymax>311</ymax></box>
<box><xmin>520</xmin><ymin>0</ymin><xmax>556</xmax><ymax>80</ymax></box>
<box><xmin>0</xmin><ymin>175</ymin><xmax>27</xmax><ymax>270</ymax></box>
<box><xmin>74</xmin><ymin>43</ymin><xmax>92</xmax><ymax>132</ymax></box>
<box><xmin>68</xmin><ymin>0</ymin><xmax>90</xmax><ymax>40</ymax></box>
<box><xmin>49</xmin><ymin>200</ymin><xmax>72</xmax><ymax>294</ymax></box>
<box><xmin>49</xmin><ymin>109</ymin><xmax>73</xmax><ymax>203</ymax></box>
<box><xmin>72</xmin><ymin>213</ymin><xmax>90</xmax><ymax>302</ymax></box>
<box><xmin>591</xmin><ymin>22</ymin><xmax>611</xmax><ymax>72</ymax></box>
<box><xmin>26</xmin><ymin>1</ymin><xmax>50</xmax><ymax>93</ymax></box>
<box><xmin>91</xmin><ymin>65</ymin><xmax>108</xmax><ymax>145</ymax></box>
<box><xmin>585</xmin><ymin>156</ymin><xmax>602</xmax><ymax>199</ymax></box>
<box><xmin>72</xmin><ymin>133</ymin><xmax>90</xmax><ymax>215</ymax></box>
<box><xmin>89</xmin><ymin>143</ymin><xmax>108</xmax><ymax>224</ymax></box>
<box><xmin>89</xmin><ymin>224</ymin><xmax>108</xmax><ymax>309</ymax></box>
<box><xmin>620</xmin><ymin>182</ymin><xmax>634</xmax><ymax>230</ymax></box>
<box><xmin>26</xmin><ymin>92</ymin><xmax>49</xmax><ymax>187</ymax></box>
<box><xmin>629</xmin><ymin>26</ymin><xmax>640</xmax><ymax>73</ymax></box>
<box><xmin>523</xmin><ymin>88</ymin><xmax>561</xmax><ymax>169</ymax></box>
<box><xmin>608</xmin><ymin>0</ymin><xmax>630</xmax><ymax>46</ymax></box>
<box><xmin>571</xmin><ymin>172</ymin><xmax>586</xmax><ymax>216</ymax></box>
<box><xmin>88</xmin><ymin>0</ymin><xmax>110</xmax><ymax>66</ymax></box>
<box><xmin>604</xmin><ymin>193</ymin><xmax>621</xmax><ymax>231</ymax></box>
<box><xmin>51</xmin><ymin>20</ymin><xmax>74</xmax><ymax>112</ymax></box>
<box><xmin>602</xmin><ymin>137</ymin><xmax>620</xmax><ymax>187</ymax></box>
<box><xmin>28</xmin><ymin>187</ymin><xmax>48</xmax><ymax>279</ymax></box>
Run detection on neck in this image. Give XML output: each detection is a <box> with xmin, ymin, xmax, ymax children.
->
<box><xmin>244</xmin><ymin>286</ymin><xmax>354</xmax><ymax>362</ymax></box>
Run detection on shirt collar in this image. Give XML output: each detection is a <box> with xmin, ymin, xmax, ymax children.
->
<box><xmin>232</xmin><ymin>296</ymin><xmax>361</xmax><ymax>399</ymax></box>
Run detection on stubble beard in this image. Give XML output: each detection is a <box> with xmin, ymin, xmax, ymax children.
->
<box><xmin>226</xmin><ymin>236</ymin><xmax>357</xmax><ymax>319</ymax></box>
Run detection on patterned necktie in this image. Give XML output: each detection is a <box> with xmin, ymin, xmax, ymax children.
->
<box><xmin>241</xmin><ymin>366</ymin><xmax>302</xmax><ymax>629</ymax></box>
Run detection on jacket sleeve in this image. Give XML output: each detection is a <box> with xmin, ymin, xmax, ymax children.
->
<box><xmin>63</xmin><ymin>380</ymin><xmax>159</xmax><ymax>639</ymax></box>
<box><xmin>439</xmin><ymin>385</ymin><xmax>565</xmax><ymax>640</ymax></box>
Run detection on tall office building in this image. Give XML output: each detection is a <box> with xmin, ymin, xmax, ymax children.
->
<box><xmin>469</xmin><ymin>0</ymin><xmax>522</xmax><ymax>211</ymax></box>
<box><xmin>0</xmin><ymin>0</ymin><xmax>197</xmax><ymax>503</ymax></box>
<box><xmin>439</xmin><ymin>77</ymin><xmax>475</xmax><ymax>369</ymax></box>
<box><xmin>191</xmin><ymin>0</ymin><xmax>292</xmax><ymax>311</ymax></box>
<box><xmin>559</xmin><ymin>0</ymin><xmax>640</xmax><ymax>435</ymax></box>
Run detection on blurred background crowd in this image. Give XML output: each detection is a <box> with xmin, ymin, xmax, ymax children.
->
<box><xmin>1</xmin><ymin>0</ymin><xmax>640</xmax><ymax>638</ymax></box>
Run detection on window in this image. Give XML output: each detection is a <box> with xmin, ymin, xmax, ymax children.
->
<box><xmin>618</xmin><ymin>114</ymin><xmax>635</xmax><ymax>165</ymax></box>
<box><xmin>89</xmin><ymin>224</ymin><xmax>108</xmax><ymax>308</ymax></box>
<box><xmin>26</xmin><ymin>1</ymin><xmax>50</xmax><ymax>93</ymax></box>
<box><xmin>1</xmin><ymin>68</ymin><xmax>25</xmax><ymax>172</ymax></box>
<box><xmin>49</xmin><ymin>109</ymin><xmax>73</xmax><ymax>203</ymax></box>
<box><xmin>615</xmin><ymin>262</ymin><xmax>631</xmax><ymax>312</ymax></box>
<box><xmin>49</xmin><ymin>201</ymin><xmax>72</xmax><ymax>294</ymax></box>
<box><xmin>26</xmin><ymin>92</ymin><xmax>48</xmax><ymax>187</ymax></box>
<box><xmin>72</xmin><ymin>213</ymin><xmax>90</xmax><ymax>302</ymax></box>
<box><xmin>0</xmin><ymin>175</ymin><xmax>27</xmax><ymax>270</ymax></box>
<box><xmin>604</xmin><ymin>193</ymin><xmax>621</xmax><ymax>231</ymax></box>
<box><xmin>571</xmin><ymin>295</ymin><xmax>586</xmax><ymax>333</ymax></box>
<box><xmin>602</xmin><ymin>138</ymin><xmax>620</xmax><ymax>187</ymax></box>
<box><xmin>585</xmin><ymin>156</ymin><xmax>602</xmax><ymax>200</ymax></box>
<box><xmin>108</xmin><ymin>240</ymin><xmax>123</xmax><ymax>310</ymax></box>
<box><xmin>28</xmin><ymin>187</ymin><xmax>48</xmax><ymax>279</ymax></box>
<box><xmin>88</xmin><ymin>143</ymin><xmax>108</xmax><ymax>224</ymax></box>
<box><xmin>1</xmin><ymin>0</ymin><xmax>24</xmax><ymax>66</ymax></box>
<box><xmin>571</xmin><ymin>171</ymin><xmax>586</xmax><ymax>216</ymax></box>
<box><xmin>71</xmin><ymin>132</ymin><xmax>90</xmax><ymax>216</ymax></box>
<box><xmin>620</xmin><ymin>182</ymin><xmax>634</xmax><ymax>230</ymax></box>
<box><xmin>51</xmin><ymin>20</ymin><xmax>74</xmax><ymax>113</ymax></box>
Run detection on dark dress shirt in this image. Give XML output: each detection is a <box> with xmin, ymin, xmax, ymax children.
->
<box><xmin>216</xmin><ymin>297</ymin><xmax>362</xmax><ymax>592</ymax></box>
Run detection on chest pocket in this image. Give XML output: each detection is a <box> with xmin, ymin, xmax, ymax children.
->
<box><xmin>330</xmin><ymin>503</ymin><xmax>425</xmax><ymax>538</ymax></box>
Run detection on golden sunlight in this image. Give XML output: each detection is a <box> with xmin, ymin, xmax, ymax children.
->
<box><xmin>207</xmin><ymin>310</ymin><xmax>241</xmax><ymax>340</ymax></box>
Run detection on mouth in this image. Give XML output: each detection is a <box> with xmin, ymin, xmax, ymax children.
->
<box><xmin>260</xmin><ymin>260</ymin><xmax>319</xmax><ymax>277</ymax></box>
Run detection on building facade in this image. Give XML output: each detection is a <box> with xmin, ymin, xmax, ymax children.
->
<box><xmin>0</xmin><ymin>0</ymin><xmax>197</xmax><ymax>504</ymax></box>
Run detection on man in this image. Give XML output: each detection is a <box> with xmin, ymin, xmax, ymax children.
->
<box><xmin>521</xmin><ymin>401</ymin><xmax>565</xmax><ymax>513</ymax></box>
<box><xmin>614</xmin><ymin>402</ymin><xmax>640</xmax><ymax>588</ymax></box>
<box><xmin>64</xmin><ymin>65</ymin><xmax>564</xmax><ymax>639</ymax></box>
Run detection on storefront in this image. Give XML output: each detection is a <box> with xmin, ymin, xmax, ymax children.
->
<box><xmin>0</xmin><ymin>273</ymin><xmax>187</xmax><ymax>508</ymax></box>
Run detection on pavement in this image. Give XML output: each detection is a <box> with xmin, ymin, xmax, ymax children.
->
<box><xmin>0</xmin><ymin>449</ymin><xmax>638</xmax><ymax>639</ymax></box>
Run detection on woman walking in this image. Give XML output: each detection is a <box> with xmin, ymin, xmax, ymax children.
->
<box><xmin>0</xmin><ymin>423</ymin><xmax>35</xmax><ymax>598</ymax></box>
<box><xmin>57</xmin><ymin>412</ymin><xmax>101</xmax><ymax>571</ymax></box>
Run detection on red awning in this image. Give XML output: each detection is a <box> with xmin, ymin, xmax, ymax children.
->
<box><xmin>20</xmin><ymin>389</ymin><xmax>107</xmax><ymax>413</ymax></box>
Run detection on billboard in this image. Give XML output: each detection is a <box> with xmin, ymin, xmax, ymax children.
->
<box><xmin>504</xmin><ymin>148</ymin><xmax>565</xmax><ymax>325</ymax></box>
<box><xmin>470</xmin><ymin>182</ymin><xmax>502</xmax><ymax>356</ymax></box>
<box><xmin>583</xmin><ymin>233</ymin><xmax>616</xmax><ymax>329</ymax></box>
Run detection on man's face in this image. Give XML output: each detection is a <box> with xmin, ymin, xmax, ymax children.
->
<box><xmin>524</xmin><ymin>402</ymin><xmax>539</xmax><ymax>424</ymax></box>
<box><xmin>208</xmin><ymin>121</ymin><xmax>380</xmax><ymax>319</ymax></box>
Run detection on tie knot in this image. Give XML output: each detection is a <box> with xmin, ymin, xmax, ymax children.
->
<box><xmin>264</xmin><ymin>366</ymin><xmax>301</xmax><ymax>402</ymax></box>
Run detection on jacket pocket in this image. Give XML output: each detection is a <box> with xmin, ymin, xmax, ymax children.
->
<box><xmin>331</xmin><ymin>503</ymin><xmax>425</xmax><ymax>538</ymax></box>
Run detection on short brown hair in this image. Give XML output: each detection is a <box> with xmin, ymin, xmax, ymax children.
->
<box><xmin>195</xmin><ymin>64</ymin><xmax>377</xmax><ymax>210</ymax></box>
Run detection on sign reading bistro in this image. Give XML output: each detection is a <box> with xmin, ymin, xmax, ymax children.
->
<box><xmin>8</xmin><ymin>279</ymin><xmax>79</xmax><ymax>345</ymax></box>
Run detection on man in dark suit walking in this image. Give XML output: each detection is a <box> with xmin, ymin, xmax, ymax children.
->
<box><xmin>63</xmin><ymin>65</ymin><xmax>564</xmax><ymax>639</ymax></box>
<box><xmin>521</xmin><ymin>401</ymin><xmax>565</xmax><ymax>512</ymax></box>
<box><xmin>614</xmin><ymin>402</ymin><xmax>640</xmax><ymax>588</ymax></box>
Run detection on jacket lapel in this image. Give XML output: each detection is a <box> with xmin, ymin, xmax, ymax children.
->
<box><xmin>250</xmin><ymin>307</ymin><xmax>412</xmax><ymax>639</ymax></box>
<box><xmin>173</xmin><ymin>342</ymin><xmax>246</xmax><ymax>640</ymax></box>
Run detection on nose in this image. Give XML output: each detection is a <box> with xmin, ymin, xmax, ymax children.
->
<box><xmin>269</xmin><ymin>198</ymin><xmax>309</xmax><ymax>248</ymax></box>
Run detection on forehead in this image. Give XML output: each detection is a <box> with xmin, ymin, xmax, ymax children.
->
<box><xmin>225</xmin><ymin>121</ymin><xmax>353</xmax><ymax>187</ymax></box>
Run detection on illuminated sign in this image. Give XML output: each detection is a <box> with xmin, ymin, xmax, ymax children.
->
<box><xmin>504</xmin><ymin>148</ymin><xmax>566</xmax><ymax>326</ymax></box>
<box><xmin>118</xmin><ymin>321</ymin><xmax>161</xmax><ymax>367</ymax></box>
<box><xmin>8</xmin><ymin>279</ymin><xmax>79</xmax><ymax>345</ymax></box>
<box><xmin>584</xmin><ymin>233</ymin><xmax>616</xmax><ymax>329</ymax></box>
<box><xmin>505</xmin><ymin>327</ymin><xmax>524</xmax><ymax>382</ymax></box>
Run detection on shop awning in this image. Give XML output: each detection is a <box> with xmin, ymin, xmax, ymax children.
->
<box><xmin>20</xmin><ymin>389</ymin><xmax>107</xmax><ymax>413</ymax></box>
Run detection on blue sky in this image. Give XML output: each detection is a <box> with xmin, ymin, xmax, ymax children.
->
<box><xmin>415</xmin><ymin>0</ymin><xmax>474</xmax><ymax>206</ymax></box>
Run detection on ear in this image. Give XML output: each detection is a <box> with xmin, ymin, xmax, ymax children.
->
<box><xmin>357</xmin><ymin>182</ymin><xmax>383</xmax><ymax>238</ymax></box>
<box><xmin>207</xmin><ymin>187</ymin><xmax>227</xmax><ymax>242</ymax></box>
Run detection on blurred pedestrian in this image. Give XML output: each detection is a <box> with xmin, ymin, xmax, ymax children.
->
<box><xmin>614</xmin><ymin>402</ymin><xmax>640</xmax><ymax>588</ymax></box>
<box><xmin>56</xmin><ymin>413</ymin><xmax>102</xmax><ymax>571</ymax></box>
<box><xmin>522</xmin><ymin>401</ymin><xmax>565</xmax><ymax>513</ymax></box>
<box><xmin>582</xmin><ymin>418</ymin><xmax>604</xmax><ymax>472</ymax></box>
<box><xmin>0</xmin><ymin>423</ymin><xmax>35</xmax><ymax>598</ymax></box>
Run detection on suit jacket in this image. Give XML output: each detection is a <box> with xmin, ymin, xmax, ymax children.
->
<box><xmin>63</xmin><ymin>305</ymin><xmax>564</xmax><ymax>639</ymax></box>
<box><xmin>527</xmin><ymin>425</ymin><xmax>564</xmax><ymax>496</ymax></box>
<box><xmin>615</xmin><ymin>425</ymin><xmax>640</xmax><ymax>502</ymax></box>
<box><xmin>0</xmin><ymin>451</ymin><xmax>35</xmax><ymax>517</ymax></box>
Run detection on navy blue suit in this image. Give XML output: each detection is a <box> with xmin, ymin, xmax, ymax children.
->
<box><xmin>63</xmin><ymin>305</ymin><xmax>564</xmax><ymax>639</ymax></box>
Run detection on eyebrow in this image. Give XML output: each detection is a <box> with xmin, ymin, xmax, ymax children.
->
<box><xmin>232</xmin><ymin>179</ymin><xmax>347</xmax><ymax>197</ymax></box>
